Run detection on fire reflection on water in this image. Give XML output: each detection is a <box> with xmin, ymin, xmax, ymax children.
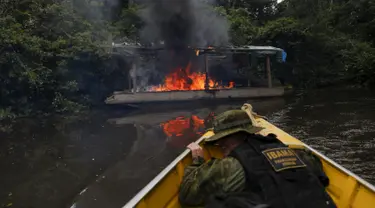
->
<box><xmin>160</xmin><ymin>113</ymin><xmax>215</xmax><ymax>148</ymax></box>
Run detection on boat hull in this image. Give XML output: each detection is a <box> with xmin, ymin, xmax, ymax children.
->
<box><xmin>105</xmin><ymin>87</ymin><xmax>285</xmax><ymax>105</ymax></box>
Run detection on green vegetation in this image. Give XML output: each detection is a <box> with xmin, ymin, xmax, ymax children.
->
<box><xmin>1</xmin><ymin>0</ymin><xmax>375</xmax><ymax>118</ymax></box>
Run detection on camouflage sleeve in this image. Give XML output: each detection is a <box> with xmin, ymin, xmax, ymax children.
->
<box><xmin>178</xmin><ymin>157</ymin><xmax>246</xmax><ymax>207</ymax></box>
<box><xmin>181</xmin><ymin>156</ymin><xmax>206</xmax><ymax>180</ymax></box>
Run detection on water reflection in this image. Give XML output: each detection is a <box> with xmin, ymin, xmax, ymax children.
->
<box><xmin>162</xmin><ymin>115</ymin><xmax>205</xmax><ymax>148</ymax></box>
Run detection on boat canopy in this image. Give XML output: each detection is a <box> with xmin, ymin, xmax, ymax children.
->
<box><xmin>110</xmin><ymin>44</ymin><xmax>284</xmax><ymax>62</ymax></box>
<box><xmin>195</xmin><ymin>46</ymin><xmax>284</xmax><ymax>62</ymax></box>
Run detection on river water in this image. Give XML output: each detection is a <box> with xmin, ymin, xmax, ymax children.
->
<box><xmin>1</xmin><ymin>87</ymin><xmax>375</xmax><ymax>208</ymax></box>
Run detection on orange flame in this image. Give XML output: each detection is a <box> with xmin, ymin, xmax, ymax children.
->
<box><xmin>150</xmin><ymin>62</ymin><xmax>234</xmax><ymax>91</ymax></box>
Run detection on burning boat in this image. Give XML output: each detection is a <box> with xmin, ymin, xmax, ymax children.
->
<box><xmin>105</xmin><ymin>45</ymin><xmax>287</xmax><ymax>105</ymax></box>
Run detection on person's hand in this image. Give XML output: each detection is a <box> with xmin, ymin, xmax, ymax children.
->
<box><xmin>187</xmin><ymin>142</ymin><xmax>204</xmax><ymax>159</ymax></box>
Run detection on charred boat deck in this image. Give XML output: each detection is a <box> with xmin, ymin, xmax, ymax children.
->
<box><xmin>105</xmin><ymin>87</ymin><xmax>285</xmax><ymax>105</ymax></box>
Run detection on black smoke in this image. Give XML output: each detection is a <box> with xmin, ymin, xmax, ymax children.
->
<box><xmin>137</xmin><ymin>0</ymin><xmax>230</xmax><ymax>49</ymax></box>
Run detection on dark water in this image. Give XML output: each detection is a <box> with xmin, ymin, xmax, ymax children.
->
<box><xmin>1</xmin><ymin>87</ymin><xmax>375</xmax><ymax>208</ymax></box>
<box><xmin>269</xmin><ymin>87</ymin><xmax>375</xmax><ymax>184</ymax></box>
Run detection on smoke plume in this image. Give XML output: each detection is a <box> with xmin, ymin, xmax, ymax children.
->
<box><xmin>137</xmin><ymin>0</ymin><xmax>230</xmax><ymax>48</ymax></box>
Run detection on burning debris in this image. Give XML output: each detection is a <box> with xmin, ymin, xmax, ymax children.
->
<box><xmin>149</xmin><ymin>61</ymin><xmax>234</xmax><ymax>92</ymax></box>
<box><xmin>128</xmin><ymin>47</ymin><xmax>236</xmax><ymax>92</ymax></box>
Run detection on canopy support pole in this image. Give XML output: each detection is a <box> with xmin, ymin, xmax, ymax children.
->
<box><xmin>266</xmin><ymin>55</ymin><xmax>272</xmax><ymax>88</ymax></box>
<box><xmin>132</xmin><ymin>59</ymin><xmax>137</xmax><ymax>93</ymax></box>
<box><xmin>204</xmin><ymin>54</ymin><xmax>209</xmax><ymax>90</ymax></box>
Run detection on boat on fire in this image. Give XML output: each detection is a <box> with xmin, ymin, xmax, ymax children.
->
<box><xmin>105</xmin><ymin>46</ymin><xmax>289</xmax><ymax>105</ymax></box>
<box><xmin>123</xmin><ymin>105</ymin><xmax>375</xmax><ymax>208</ymax></box>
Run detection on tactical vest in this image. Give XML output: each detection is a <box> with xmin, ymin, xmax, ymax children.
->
<box><xmin>225</xmin><ymin>133</ymin><xmax>336</xmax><ymax>208</ymax></box>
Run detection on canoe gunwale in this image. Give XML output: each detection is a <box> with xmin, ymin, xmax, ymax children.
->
<box><xmin>123</xmin><ymin>134</ymin><xmax>211</xmax><ymax>208</ymax></box>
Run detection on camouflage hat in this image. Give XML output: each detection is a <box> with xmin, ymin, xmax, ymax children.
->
<box><xmin>205</xmin><ymin>109</ymin><xmax>264</xmax><ymax>143</ymax></box>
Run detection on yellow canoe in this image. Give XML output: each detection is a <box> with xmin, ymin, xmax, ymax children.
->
<box><xmin>123</xmin><ymin>117</ymin><xmax>375</xmax><ymax>208</ymax></box>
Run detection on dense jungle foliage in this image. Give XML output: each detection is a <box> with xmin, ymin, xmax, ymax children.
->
<box><xmin>1</xmin><ymin>0</ymin><xmax>375</xmax><ymax>118</ymax></box>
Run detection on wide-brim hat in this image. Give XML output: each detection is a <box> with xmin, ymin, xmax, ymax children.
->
<box><xmin>205</xmin><ymin>107</ymin><xmax>264</xmax><ymax>143</ymax></box>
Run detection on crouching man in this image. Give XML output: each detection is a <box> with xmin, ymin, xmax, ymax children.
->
<box><xmin>179</xmin><ymin>109</ymin><xmax>336</xmax><ymax>208</ymax></box>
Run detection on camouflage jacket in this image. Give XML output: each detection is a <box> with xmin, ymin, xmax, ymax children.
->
<box><xmin>178</xmin><ymin>156</ymin><xmax>246</xmax><ymax>207</ymax></box>
<box><xmin>178</xmin><ymin>149</ymin><xmax>326</xmax><ymax>207</ymax></box>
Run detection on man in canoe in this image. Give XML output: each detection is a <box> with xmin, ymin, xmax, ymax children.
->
<box><xmin>179</xmin><ymin>107</ymin><xmax>336</xmax><ymax>208</ymax></box>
